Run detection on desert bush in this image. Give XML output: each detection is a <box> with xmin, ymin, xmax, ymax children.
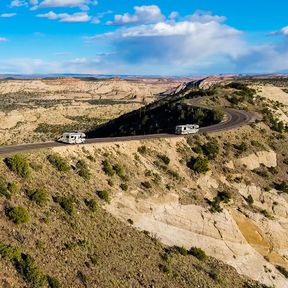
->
<box><xmin>187</xmin><ymin>157</ymin><xmax>209</xmax><ymax>173</ymax></box>
<box><xmin>113</xmin><ymin>163</ymin><xmax>125</xmax><ymax>178</ymax></box>
<box><xmin>246</xmin><ymin>195</ymin><xmax>254</xmax><ymax>205</ymax></box>
<box><xmin>0</xmin><ymin>180</ymin><xmax>11</xmax><ymax>199</ymax></box>
<box><xmin>102</xmin><ymin>160</ymin><xmax>115</xmax><ymax>176</ymax></box>
<box><xmin>54</xmin><ymin>196</ymin><xmax>74</xmax><ymax>215</ymax></box>
<box><xmin>16</xmin><ymin>254</ymin><xmax>47</xmax><ymax>287</ymax></box>
<box><xmin>27</xmin><ymin>188</ymin><xmax>49</xmax><ymax>206</ymax></box>
<box><xmin>0</xmin><ymin>242</ymin><xmax>21</xmax><ymax>261</ymax></box>
<box><xmin>8</xmin><ymin>206</ymin><xmax>30</xmax><ymax>224</ymax></box>
<box><xmin>171</xmin><ymin>246</ymin><xmax>188</xmax><ymax>256</ymax></box>
<box><xmin>201</xmin><ymin>140</ymin><xmax>220</xmax><ymax>160</ymax></box>
<box><xmin>189</xmin><ymin>247</ymin><xmax>207</xmax><ymax>261</ymax></box>
<box><xmin>76</xmin><ymin>160</ymin><xmax>91</xmax><ymax>180</ymax></box>
<box><xmin>274</xmin><ymin>182</ymin><xmax>288</xmax><ymax>193</ymax></box>
<box><xmin>47</xmin><ymin>154</ymin><xmax>70</xmax><ymax>172</ymax></box>
<box><xmin>137</xmin><ymin>145</ymin><xmax>147</xmax><ymax>155</ymax></box>
<box><xmin>97</xmin><ymin>190</ymin><xmax>110</xmax><ymax>203</ymax></box>
<box><xmin>217</xmin><ymin>191</ymin><xmax>231</xmax><ymax>204</ymax></box>
<box><xmin>276</xmin><ymin>265</ymin><xmax>288</xmax><ymax>278</ymax></box>
<box><xmin>120</xmin><ymin>183</ymin><xmax>128</xmax><ymax>191</ymax></box>
<box><xmin>234</xmin><ymin>142</ymin><xmax>248</xmax><ymax>153</ymax></box>
<box><xmin>141</xmin><ymin>181</ymin><xmax>152</xmax><ymax>189</ymax></box>
<box><xmin>84</xmin><ymin>199</ymin><xmax>97</xmax><ymax>212</ymax></box>
<box><xmin>209</xmin><ymin>199</ymin><xmax>223</xmax><ymax>213</ymax></box>
<box><xmin>47</xmin><ymin>276</ymin><xmax>61</xmax><ymax>288</ymax></box>
<box><xmin>283</xmin><ymin>158</ymin><xmax>288</xmax><ymax>165</ymax></box>
<box><xmin>157</xmin><ymin>154</ymin><xmax>170</xmax><ymax>165</ymax></box>
<box><xmin>7</xmin><ymin>182</ymin><xmax>19</xmax><ymax>194</ymax></box>
<box><xmin>5</xmin><ymin>154</ymin><xmax>31</xmax><ymax>178</ymax></box>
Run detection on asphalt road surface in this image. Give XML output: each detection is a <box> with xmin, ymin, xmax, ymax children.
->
<box><xmin>0</xmin><ymin>107</ymin><xmax>258</xmax><ymax>156</ymax></box>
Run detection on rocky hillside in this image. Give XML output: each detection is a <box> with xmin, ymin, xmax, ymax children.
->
<box><xmin>1</xmin><ymin>79</ymin><xmax>288</xmax><ymax>288</ymax></box>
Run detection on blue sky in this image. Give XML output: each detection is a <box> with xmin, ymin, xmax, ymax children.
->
<box><xmin>0</xmin><ymin>0</ymin><xmax>288</xmax><ymax>75</ymax></box>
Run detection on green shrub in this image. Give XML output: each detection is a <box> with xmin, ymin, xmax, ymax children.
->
<box><xmin>246</xmin><ymin>195</ymin><xmax>254</xmax><ymax>205</ymax></box>
<box><xmin>0</xmin><ymin>242</ymin><xmax>22</xmax><ymax>261</ymax></box>
<box><xmin>16</xmin><ymin>254</ymin><xmax>47</xmax><ymax>287</ymax></box>
<box><xmin>189</xmin><ymin>247</ymin><xmax>207</xmax><ymax>261</ymax></box>
<box><xmin>217</xmin><ymin>191</ymin><xmax>231</xmax><ymax>204</ymax></box>
<box><xmin>120</xmin><ymin>183</ymin><xmax>128</xmax><ymax>191</ymax></box>
<box><xmin>76</xmin><ymin>160</ymin><xmax>91</xmax><ymax>180</ymax></box>
<box><xmin>5</xmin><ymin>154</ymin><xmax>31</xmax><ymax>178</ymax></box>
<box><xmin>157</xmin><ymin>154</ymin><xmax>170</xmax><ymax>165</ymax></box>
<box><xmin>0</xmin><ymin>181</ymin><xmax>11</xmax><ymax>199</ymax></box>
<box><xmin>84</xmin><ymin>199</ymin><xmax>97</xmax><ymax>212</ymax></box>
<box><xmin>113</xmin><ymin>163</ymin><xmax>125</xmax><ymax>178</ymax></box>
<box><xmin>27</xmin><ymin>188</ymin><xmax>49</xmax><ymax>206</ymax></box>
<box><xmin>8</xmin><ymin>206</ymin><xmax>30</xmax><ymax>224</ymax></box>
<box><xmin>97</xmin><ymin>190</ymin><xmax>110</xmax><ymax>203</ymax></box>
<box><xmin>137</xmin><ymin>145</ymin><xmax>147</xmax><ymax>155</ymax></box>
<box><xmin>102</xmin><ymin>160</ymin><xmax>114</xmax><ymax>176</ymax></box>
<box><xmin>209</xmin><ymin>199</ymin><xmax>223</xmax><ymax>213</ymax></box>
<box><xmin>7</xmin><ymin>182</ymin><xmax>19</xmax><ymax>194</ymax></box>
<box><xmin>54</xmin><ymin>196</ymin><xmax>74</xmax><ymax>215</ymax></box>
<box><xmin>47</xmin><ymin>154</ymin><xmax>70</xmax><ymax>172</ymax></box>
<box><xmin>201</xmin><ymin>140</ymin><xmax>220</xmax><ymax>160</ymax></box>
<box><xmin>47</xmin><ymin>276</ymin><xmax>61</xmax><ymax>288</ymax></box>
<box><xmin>141</xmin><ymin>181</ymin><xmax>152</xmax><ymax>189</ymax></box>
<box><xmin>172</xmin><ymin>246</ymin><xmax>188</xmax><ymax>256</ymax></box>
<box><xmin>187</xmin><ymin>157</ymin><xmax>209</xmax><ymax>173</ymax></box>
<box><xmin>276</xmin><ymin>265</ymin><xmax>288</xmax><ymax>278</ymax></box>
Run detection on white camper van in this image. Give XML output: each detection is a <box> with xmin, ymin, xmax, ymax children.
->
<box><xmin>58</xmin><ymin>132</ymin><xmax>86</xmax><ymax>144</ymax></box>
<box><xmin>175</xmin><ymin>124</ymin><xmax>199</xmax><ymax>135</ymax></box>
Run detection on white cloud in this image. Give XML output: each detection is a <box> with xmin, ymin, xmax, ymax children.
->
<box><xmin>0</xmin><ymin>13</ymin><xmax>17</xmax><ymax>17</ymax></box>
<box><xmin>270</xmin><ymin>26</ymin><xmax>288</xmax><ymax>36</ymax></box>
<box><xmin>10</xmin><ymin>0</ymin><xmax>28</xmax><ymax>7</ymax></box>
<box><xmin>0</xmin><ymin>37</ymin><xmax>8</xmax><ymax>42</ymax></box>
<box><xmin>107</xmin><ymin>5</ymin><xmax>164</xmax><ymax>25</ymax></box>
<box><xmin>86</xmin><ymin>11</ymin><xmax>249</xmax><ymax>74</ymax></box>
<box><xmin>34</xmin><ymin>0</ymin><xmax>97</xmax><ymax>10</ymax></box>
<box><xmin>37</xmin><ymin>11</ymin><xmax>91</xmax><ymax>22</ymax></box>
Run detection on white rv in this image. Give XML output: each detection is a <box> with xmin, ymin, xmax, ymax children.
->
<box><xmin>58</xmin><ymin>132</ymin><xmax>86</xmax><ymax>144</ymax></box>
<box><xmin>175</xmin><ymin>124</ymin><xmax>199</xmax><ymax>135</ymax></box>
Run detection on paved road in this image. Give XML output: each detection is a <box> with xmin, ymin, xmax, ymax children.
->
<box><xmin>0</xmin><ymin>107</ymin><xmax>257</xmax><ymax>156</ymax></box>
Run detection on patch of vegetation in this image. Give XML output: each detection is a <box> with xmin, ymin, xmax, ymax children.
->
<box><xmin>208</xmin><ymin>191</ymin><xmax>231</xmax><ymax>213</ymax></box>
<box><xmin>120</xmin><ymin>183</ymin><xmax>128</xmax><ymax>191</ymax></box>
<box><xmin>76</xmin><ymin>160</ymin><xmax>91</xmax><ymax>180</ymax></box>
<box><xmin>47</xmin><ymin>154</ymin><xmax>70</xmax><ymax>172</ymax></box>
<box><xmin>189</xmin><ymin>247</ymin><xmax>208</xmax><ymax>261</ymax></box>
<box><xmin>102</xmin><ymin>159</ymin><xmax>115</xmax><ymax>176</ymax></box>
<box><xmin>201</xmin><ymin>139</ymin><xmax>220</xmax><ymax>160</ymax></box>
<box><xmin>84</xmin><ymin>199</ymin><xmax>98</xmax><ymax>212</ymax></box>
<box><xmin>187</xmin><ymin>157</ymin><xmax>209</xmax><ymax>173</ymax></box>
<box><xmin>47</xmin><ymin>276</ymin><xmax>61</xmax><ymax>288</ymax></box>
<box><xmin>262</xmin><ymin>108</ymin><xmax>287</xmax><ymax>133</ymax></box>
<box><xmin>113</xmin><ymin>163</ymin><xmax>125</xmax><ymax>178</ymax></box>
<box><xmin>260</xmin><ymin>209</ymin><xmax>274</xmax><ymax>220</ymax></box>
<box><xmin>246</xmin><ymin>195</ymin><xmax>254</xmax><ymax>205</ymax></box>
<box><xmin>234</xmin><ymin>142</ymin><xmax>248</xmax><ymax>154</ymax></box>
<box><xmin>5</xmin><ymin>154</ymin><xmax>31</xmax><ymax>178</ymax></box>
<box><xmin>54</xmin><ymin>196</ymin><xmax>74</xmax><ymax>215</ymax></box>
<box><xmin>87</xmin><ymin>91</ymin><xmax>223</xmax><ymax>138</ymax></box>
<box><xmin>7</xmin><ymin>206</ymin><xmax>30</xmax><ymax>224</ymax></box>
<box><xmin>157</xmin><ymin>154</ymin><xmax>170</xmax><ymax>165</ymax></box>
<box><xmin>27</xmin><ymin>188</ymin><xmax>49</xmax><ymax>207</ymax></box>
<box><xmin>273</xmin><ymin>181</ymin><xmax>288</xmax><ymax>193</ymax></box>
<box><xmin>0</xmin><ymin>242</ymin><xmax>22</xmax><ymax>261</ymax></box>
<box><xmin>141</xmin><ymin>181</ymin><xmax>152</xmax><ymax>189</ymax></box>
<box><xmin>97</xmin><ymin>190</ymin><xmax>110</xmax><ymax>203</ymax></box>
<box><xmin>276</xmin><ymin>265</ymin><xmax>288</xmax><ymax>278</ymax></box>
<box><xmin>137</xmin><ymin>145</ymin><xmax>147</xmax><ymax>155</ymax></box>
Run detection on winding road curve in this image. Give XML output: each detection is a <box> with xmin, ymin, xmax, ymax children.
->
<box><xmin>0</xmin><ymin>106</ymin><xmax>258</xmax><ymax>155</ymax></box>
